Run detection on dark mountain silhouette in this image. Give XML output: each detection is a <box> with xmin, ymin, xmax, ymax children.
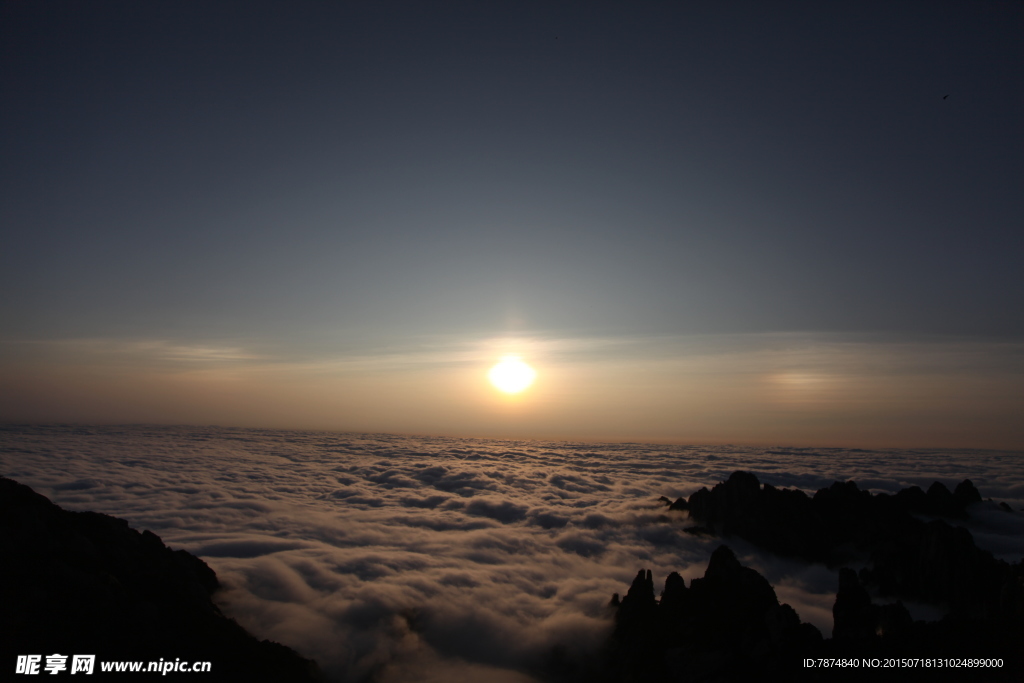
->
<box><xmin>606</xmin><ymin>546</ymin><xmax>1022</xmax><ymax>682</ymax></box>
<box><xmin>622</xmin><ymin>472</ymin><xmax>1024</xmax><ymax>681</ymax></box>
<box><xmin>679</xmin><ymin>471</ymin><xmax>1018</xmax><ymax>615</ymax></box>
<box><xmin>605</xmin><ymin>545</ymin><xmax>821</xmax><ymax>681</ymax></box>
<box><xmin>0</xmin><ymin>476</ymin><xmax>322</xmax><ymax>681</ymax></box>
<box><xmin>816</xmin><ymin>565</ymin><xmax>1024</xmax><ymax>681</ymax></box>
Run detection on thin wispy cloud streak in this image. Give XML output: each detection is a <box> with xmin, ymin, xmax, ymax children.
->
<box><xmin>2</xmin><ymin>425</ymin><xmax>1021</xmax><ymax>682</ymax></box>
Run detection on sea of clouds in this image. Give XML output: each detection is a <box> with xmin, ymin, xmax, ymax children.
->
<box><xmin>2</xmin><ymin>425</ymin><xmax>1022</xmax><ymax>682</ymax></box>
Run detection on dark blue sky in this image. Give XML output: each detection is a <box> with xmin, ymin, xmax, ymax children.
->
<box><xmin>4</xmin><ymin>0</ymin><xmax>1021</xmax><ymax>341</ymax></box>
<box><xmin>1</xmin><ymin>1</ymin><xmax>1022</xmax><ymax>444</ymax></box>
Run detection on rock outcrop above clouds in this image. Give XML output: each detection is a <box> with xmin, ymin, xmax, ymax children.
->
<box><xmin>819</xmin><ymin>566</ymin><xmax>1024</xmax><ymax>682</ymax></box>
<box><xmin>636</xmin><ymin>472</ymin><xmax>1024</xmax><ymax>681</ymax></box>
<box><xmin>607</xmin><ymin>545</ymin><xmax>822</xmax><ymax>681</ymax></box>
<box><xmin>680</xmin><ymin>471</ymin><xmax>1019</xmax><ymax>616</ymax></box>
<box><xmin>0</xmin><ymin>476</ymin><xmax>321</xmax><ymax>681</ymax></box>
<box><xmin>608</xmin><ymin>546</ymin><xmax>1024</xmax><ymax>682</ymax></box>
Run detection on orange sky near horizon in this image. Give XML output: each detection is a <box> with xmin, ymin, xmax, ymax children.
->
<box><xmin>2</xmin><ymin>333</ymin><xmax>1021</xmax><ymax>450</ymax></box>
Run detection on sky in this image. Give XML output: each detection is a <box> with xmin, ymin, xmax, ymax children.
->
<box><xmin>1</xmin><ymin>0</ymin><xmax>1022</xmax><ymax>447</ymax></box>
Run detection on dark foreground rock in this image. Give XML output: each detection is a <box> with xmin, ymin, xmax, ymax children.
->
<box><xmin>0</xmin><ymin>477</ymin><xmax>322</xmax><ymax>681</ymax></box>
<box><xmin>606</xmin><ymin>546</ymin><xmax>1023</xmax><ymax>682</ymax></box>
<box><xmin>629</xmin><ymin>472</ymin><xmax>1024</xmax><ymax>681</ymax></box>
<box><xmin>816</xmin><ymin>566</ymin><xmax>1024</xmax><ymax>682</ymax></box>
<box><xmin>605</xmin><ymin>545</ymin><xmax>822</xmax><ymax>682</ymax></box>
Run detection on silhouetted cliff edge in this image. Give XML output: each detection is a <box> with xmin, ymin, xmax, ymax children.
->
<box><xmin>0</xmin><ymin>476</ymin><xmax>322</xmax><ymax>681</ymax></box>
<box><xmin>606</xmin><ymin>545</ymin><xmax>822</xmax><ymax>681</ymax></box>
<box><xmin>607</xmin><ymin>549</ymin><xmax>1023</xmax><ymax>682</ymax></box>
<box><xmin>609</xmin><ymin>472</ymin><xmax>1024</xmax><ymax>681</ymax></box>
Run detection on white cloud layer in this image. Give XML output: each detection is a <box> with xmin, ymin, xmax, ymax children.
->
<box><xmin>2</xmin><ymin>425</ymin><xmax>1022</xmax><ymax>681</ymax></box>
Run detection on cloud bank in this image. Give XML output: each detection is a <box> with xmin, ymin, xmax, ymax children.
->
<box><xmin>2</xmin><ymin>425</ymin><xmax>1021</xmax><ymax>681</ymax></box>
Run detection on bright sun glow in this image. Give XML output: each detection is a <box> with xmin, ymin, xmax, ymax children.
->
<box><xmin>488</xmin><ymin>356</ymin><xmax>537</xmax><ymax>394</ymax></box>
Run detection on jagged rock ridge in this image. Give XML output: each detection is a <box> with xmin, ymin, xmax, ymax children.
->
<box><xmin>678</xmin><ymin>471</ymin><xmax>1020</xmax><ymax>617</ymax></box>
<box><xmin>607</xmin><ymin>545</ymin><xmax>822</xmax><ymax>681</ymax></box>
<box><xmin>622</xmin><ymin>472</ymin><xmax>1024</xmax><ymax>681</ymax></box>
<box><xmin>608</xmin><ymin>545</ymin><xmax>1023</xmax><ymax>682</ymax></box>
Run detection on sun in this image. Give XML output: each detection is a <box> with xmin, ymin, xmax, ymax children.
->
<box><xmin>488</xmin><ymin>356</ymin><xmax>536</xmax><ymax>394</ymax></box>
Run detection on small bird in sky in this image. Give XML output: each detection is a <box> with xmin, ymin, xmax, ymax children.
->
<box><xmin>943</xmin><ymin>94</ymin><xmax>949</xmax><ymax>100</ymax></box>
